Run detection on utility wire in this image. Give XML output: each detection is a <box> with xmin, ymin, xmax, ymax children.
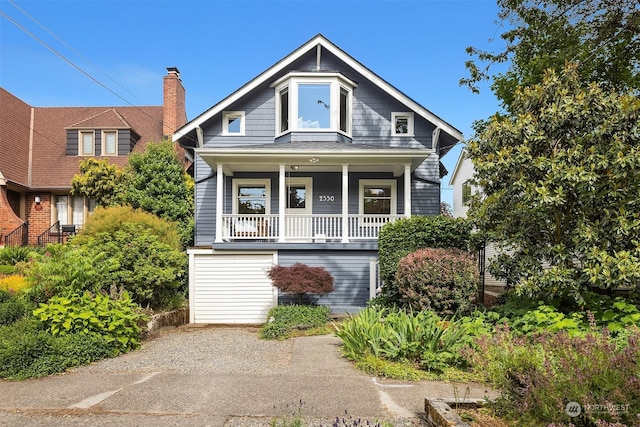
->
<box><xmin>7</xmin><ymin>0</ymin><xmax>139</xmax><ymax>100</ymax></box>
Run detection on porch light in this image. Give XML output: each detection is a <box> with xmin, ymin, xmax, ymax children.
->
<box><xmin>34</xmin><ymin>196</ymin><xmax>41</xmax><ymax>204</ymax></box>
<box><xmin>291</xmin><ymin>165</ymin><xmax>299</xmax><ymax>170</ymax></box>
<box><xmin>309</xmin><ymin>157</ymin><xmax>319</xmax><ymax>163</ymax></box>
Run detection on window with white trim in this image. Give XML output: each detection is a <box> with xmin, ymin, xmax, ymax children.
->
<box><xmin>79</xmin><ymin>131</ymin><xmax>95</xmax><ymax>155</ymax></box>
<box><xmin>53</xmin><ymin>195</ymin><xmax>95</xmax><ymax>228</ymax></box>
<box><xmin>273</xmin><ymin>73</ymin><xmax>355</xmax><ymax>136</ymax></box>
<box><xmin>391</xmin><ymin>112</ymin><xmax>414</xmax><ymax>136</ymax></box>
<box><xmin>359</xmin><ymin>180</ymin><xmax>397</xmax><ymax>215</ymax></box>
<box><xmin>462</xmin><ymin>180</ymin><xmax>472</xmax><ymax>206</ymax></box>
<box><xmin>233</xmin><ymin>179</ymin><xmax>271</xmax><ymax>214</ymax></box>
<box><xmin>102</xmin><ymin>130</ymin><xmax>117</xmax><ymax>156</ymax></box>
<box><xmin>222</xmin><ymin>111</ymin><xmax>245</xmax><ymax>135</ymax></box>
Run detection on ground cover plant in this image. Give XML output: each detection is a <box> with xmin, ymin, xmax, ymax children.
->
<box><xmin>260</xmin><ymin>304</ymin><xmax>331</xmax><ymax>340</ymax></box>
<box><xmin>463</xmin><ymin>324</ymin><xmax>640</xmax><ymax>426</ymax></box>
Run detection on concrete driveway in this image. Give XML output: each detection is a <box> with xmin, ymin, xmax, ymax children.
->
<box><xmin>0</xmin><ymin>326</ymin><xmax>495</xmax><ymax>426</ymax></box>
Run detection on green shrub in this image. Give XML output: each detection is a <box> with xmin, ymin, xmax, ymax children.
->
<box><xmin>21</xmin><ymin>244</ymin><xmax>118</xmax><ymax>304</ymax></box>
<box><xmin>0</xmin><ymin>289</ymin><xmax>30</xmax><ymax>325</ymax></box>
<box><xmin>378</xmin><ymin>216</ymin><xmax>473</xmax><ymax>301</ymax></box>
<box><xmin>73</xmin><ymin>205</ymin><xmax>181</xmax><ymax>250</ymax></box>
<box><xmin>463</xmin><ymin>326</ymin><xmax>640</xmax><ymax>426</ymax></box>
<box><xmin>33</xmin><ymin>291</ymin><xmax>148</xmax><ymax>354</ymax></box>
<box><xmin>0</xmin><ymin>265</ymin><xmax>14</xmax><ymax>275</ymax></box>
<box><xmin>80</xmin><ymin>223</ymin><xmax>187</xmax><ymax>310</ymax></box>
<box><xmin>0</xmin><ymin>246</ymin><xmax>44</xmax><ymax>266</ymax></box>
<box><xmin>0</xmin><ymin>318</ymin><xmax>114</xmax><ymax>380</ymax></box>
<box><xmin>260</xmin><ymin>304</ymin><xmax>331</xmax><ymax>340</ymax></box>
<box><xmin>267</xmin><ymin>263</ymin><xmax>334</xmax><ymax>304</ymax></box>
<box><xmin>334</xmin><ymin>307</ymin><xmax>469</xmax><ymax>372</ymax></box>
<box><xmin>395</xmin><ymin>248</ymin><xmax>478</xmax><ymax>316</ymax></box>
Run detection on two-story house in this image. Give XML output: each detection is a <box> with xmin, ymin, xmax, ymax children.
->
<box><xmin>175</xmin><ymin>35</ymin><xmax>463</xmax><ymax>324</ymax></box>
<box><xmin>0</xmin><ymin>68</ymin><xmax>187</xmax><ymax>247</ymax></box>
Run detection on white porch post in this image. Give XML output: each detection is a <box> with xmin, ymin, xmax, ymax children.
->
<box><xmin>342</xmin><ymin>164</ymin><xmax>349</xmax><ymax>243</ymax></box>
<box><xmin>215</xmin><ymin>163</ymin><xmax>224</xmax><ymax>242</ymax></box>
<box><xmin>278</xmin><ymin>164</ymin><xmax>286</xmax><ymax>242</ymax></box>
<box><xmin>404</xmin><ymin>163</ymin><xmax>411</xmax><ymax>218</ymax></box>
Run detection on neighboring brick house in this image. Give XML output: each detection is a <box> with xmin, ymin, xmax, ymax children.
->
<box><xmin>0</xmin><ymin>68</ymin><xmax>187</xmax><ymax>246</ymax></box>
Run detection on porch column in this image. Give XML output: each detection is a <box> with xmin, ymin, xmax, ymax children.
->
<box><xmin>215</xmin><ymin>163</ymin><xmax>224</xmax><ymax>242</ymax></box>
<box><xmin>278</xmin><ymin>164</ymin><xmax>286</xmax><ymax>242</ymax></box>
<box><xmin>341</xmin><ymin>164</ymin><xmax>349</xmax><ymax>243</ymax></box>
<box><xmin>404</xmin><ymin>163</ymin><xmax>411</xmax><ymax>218</ymax></box>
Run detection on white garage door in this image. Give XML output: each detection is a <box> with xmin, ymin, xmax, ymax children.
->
<box><xmin>191</xmin><ymin>252</ymin><xmax>276</xmax><ymax>324</ymax></box>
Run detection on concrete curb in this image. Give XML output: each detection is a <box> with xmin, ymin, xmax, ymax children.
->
<box><xmin>425</xmin><ymin>398</ymin><xmax>487</xmax><ymax>427</ymax></box>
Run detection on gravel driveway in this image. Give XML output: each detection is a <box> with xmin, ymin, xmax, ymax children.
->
<box><xmin>0</xmin><ymin>326</ymin><xmax>496</xmax><ymax>426</ymax></box>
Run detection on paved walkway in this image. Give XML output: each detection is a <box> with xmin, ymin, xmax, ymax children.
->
<box><xmin>0</xmin><ymin>326</ymin><xmax>497</xmax><ymax>426</ymax></box>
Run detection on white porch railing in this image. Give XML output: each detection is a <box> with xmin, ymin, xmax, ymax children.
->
<box><xmin>220</xmin><ymin>214</ymin><xmax>403</xmax><ymax>241</ymax></box>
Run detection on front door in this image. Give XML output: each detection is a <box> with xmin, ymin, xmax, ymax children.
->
<box><xmin>285</xmin><ymin>177</ymin><xmax>312</xmax><ymax>240</ymax></box>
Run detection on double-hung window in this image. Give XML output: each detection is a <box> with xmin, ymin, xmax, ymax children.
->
<box><xmin>273</xmin><ymin>72</ymin><xmax>356</xmax><ymax>136</ymax></box>
<box><xmin>102</xmin><ymin>130</ymin><xmax>117</xmax><ymax>156</ymax></box>
<box><xmin>359</xmin><ymin>180</ymin><xmax>397</xmax><ymax>216</ymax></box>
<box><xmin>233</xmin><ymin>179</ymin><xmax>270</xmax><ymax>215</ymax></box>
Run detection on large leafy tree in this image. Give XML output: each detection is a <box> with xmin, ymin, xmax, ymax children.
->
<box><xmin>121</xmin><ymin>140</ymin><xmax>194</xmax><ymax>248</ymax></box>
<box><xmin>70</xmin><ymin>158</ymin><xmax>125</xmax><ymax>207</ymax></box>
<box><xmin>467</xmin><ymin>64</ymin><xmax>640</xmax><ymax>303</ymax></box>
<box><xmin>71</xmin><ymin>140</ymin><xmax>194</xmax><ymax>248</ymax></box>
<box><xmin>461</xmin><ymin>0</ymin><xmax>640</xmax><ymax>109</ymax></box>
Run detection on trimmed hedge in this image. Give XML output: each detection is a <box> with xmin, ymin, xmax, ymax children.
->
<box><xmin>378</xmin><ymin>215</ymin><xmax>473</xmax><ymax>300</ymax></box>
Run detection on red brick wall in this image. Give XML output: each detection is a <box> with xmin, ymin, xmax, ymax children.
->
<box><xmin>0</xmin><ymin>187</ymin><xmax>24</xmax><ymax>245</ymax></box>
<box><xmin>163</xmin><ymin>69</ymin><xmax>187</xmax><ymax>138</ymax></box>
<box><xmin>25</xmin><ymin>193</ymin><xmax>52</xmax><ymax>246</ymax></box>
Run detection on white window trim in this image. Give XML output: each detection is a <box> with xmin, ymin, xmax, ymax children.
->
<box><xmin>358</xmin><ymin>179</ymin><xmax>397</xmax><ymax>215</ymax></box>
<box><xmin>79</xmin><ymin>130</ymin><xmax>95</xmax><ymax>156</ymax></box>
<box><xmin>391</xmin><ymin>112</ymin><xmax>415</xmax><ymax>137</ymax></box>
<box><xmin>273</xmin><ymin>73</ymin><xmax>355</xmax><ymax>137</ymax></box>
<box><xmin>232</xmin><ymin>178</ymin><xmax>271</xmax><ymax>214</ymax></box>
<box><xmin>222</xmin><ymin>111</ymin><xmax>245</xmax><ymax>136</ymax></box>
<box><xmin>102</xmin><ymin>130</ymin><xmax>118</xmax><ymax>156</ymax></box>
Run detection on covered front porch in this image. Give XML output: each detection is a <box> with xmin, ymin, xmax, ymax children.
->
<box><xmin>195</xmin><ymin>141</ymin><xmax>434</xmax><ymax>244</ymax></box>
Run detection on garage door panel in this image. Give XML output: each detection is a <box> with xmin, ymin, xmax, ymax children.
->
<box><xmin>192</xmin><ymin>253</ymin><xmax>275</xmax><ymax>324</ymax></box>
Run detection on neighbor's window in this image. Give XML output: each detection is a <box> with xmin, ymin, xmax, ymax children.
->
<box><xmin>234</xmin><ymin>179</ymin><xmax>270</xmax><ymax>214</ymax></box>
<box><xmin>462</xmin><ymin>181</ymin><xmax>472</xmax><ymax>205</ymax></box>
<box><xmin>359</xmin><ymin>180</ymin><xmax>397</xmax><ymax>215</ymax></box>
<box><xmin>79</xmin><ymin>131</ymin><xmax>95</xmax><ymax>155</ymax></box>
<box><xmin>222</xmin><ymin>111</ymin><xmax>245</xmax><ymax>135</ymax></box>
<box><xmin>273</xmin><ymin>73</ymin><xmax>356</xmax><ymax>136</ymax></box>
<box><xmin>391</xmin><ymin>112</ymin><xmax>414</xmax><ymax>136</ymax></box>
<box><xmin>102</xmin><ymin>130</ymin><xmax>117</xmax><ymax>156</ymax></box>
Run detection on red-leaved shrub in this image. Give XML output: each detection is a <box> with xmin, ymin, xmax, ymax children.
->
<box><xmin>267</xmin><ymin>263</ymin><xmax>334</xmax><ymax>303</ymax></box>
<box><xmin>395</xmin><ymin>248</ymin><xmax>478</xmax><ymax>315</ymax></box>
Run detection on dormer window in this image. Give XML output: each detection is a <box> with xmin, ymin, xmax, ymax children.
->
<box><xmin>80</xmin><ymin>131</ymin><xmax>95</xmax><ymax>156</ymax></box>
<box><xmin>273</xmin><ymin>72</ymin><xmax>356</xmax><ymax>136</ymax></box>
<box><xmin>102</xmin><ymin>130</ymin><xmax>117</xmax><ymax>156</ymax></box>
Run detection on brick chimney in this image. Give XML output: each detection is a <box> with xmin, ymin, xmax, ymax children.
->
<box><xmin>163</xmin><ymin>67</ymin><xmax>187</xmax><ymax>138</ymax></box>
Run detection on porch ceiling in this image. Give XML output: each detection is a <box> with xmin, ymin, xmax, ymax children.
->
<box><xmin>195</xmin><ymin>142</ymin><xmax>433</xmax><ymax>176</ymax></box>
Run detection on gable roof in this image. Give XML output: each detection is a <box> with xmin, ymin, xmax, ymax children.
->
<box><xmin>448</xmin><ymin>146</ymin><xmax>472</xmax><ymax>186</ymax></box>
<box><xmin>173</xmin><ymin>34</ymin><xmax>463</xmax><ymax>148</ymax></box>
<box><xmin>67</xmin><ymin>108</ymin><xmax>133</xmax><ymax>129</ymax></box>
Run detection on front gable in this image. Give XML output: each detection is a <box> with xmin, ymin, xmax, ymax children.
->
<box><xmin>174</xmin><ymin>34</ymin><xmax>462</xmax><ymax>154</ymax></box>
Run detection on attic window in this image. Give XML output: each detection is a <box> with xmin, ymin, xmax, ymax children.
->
<box><xmin>102</xmin><ymin>131</ymin><xmax>117</xmax><ymax>156</ymax></box>
<box><xmin>273</xmin><ymin>72</ymin><xmax>356</xmax><ymax>136</ymax></box>
<box><xmin>392</xmin><ymin>112</ymin><xmax>414</xmax><ymax>137</ymax></box>
<box><xmin>222</xmin><ymin>111</ymin><xmax>245</xmax><ymax>135</ymax></box>
<box><xmin>79</xmin><ymin>131</ymin><xmax>95</xmax><ymax>156</ymax></box>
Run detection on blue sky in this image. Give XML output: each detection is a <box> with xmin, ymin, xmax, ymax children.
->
<box><xmin>0</xmin><ymin>0</ymin><xmax>505</xmax><ymax>206</ymax></box>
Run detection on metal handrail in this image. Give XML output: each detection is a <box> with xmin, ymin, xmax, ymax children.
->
<box><xmin>4</xmin><ymin>221</ymin><xmax>29</xmax><ymax>247</ymax></box>
<box><xmin>37</xmin><ymin>221</ymin><xmax>61</xmax><ymax>247</ymax></box>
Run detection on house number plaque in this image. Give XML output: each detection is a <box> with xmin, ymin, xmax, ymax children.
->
<box><xmin>318</xmin><ymin>195</ymin><xmax>335</xmax><ymax>202</ymax></box>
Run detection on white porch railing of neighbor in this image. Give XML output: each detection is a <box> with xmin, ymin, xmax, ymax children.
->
<box><xmin>221</xmin><ymin>214</ymin><xmax>402</xmax><ymax>241</ymax></box>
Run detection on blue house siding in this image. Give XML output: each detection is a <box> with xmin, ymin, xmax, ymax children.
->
<box><xmin>277</xmin><ymin>250</ymin><xmax>376</xmax><ymax>311</ymax></box>
<box><xmin>194</xmin><ymin>156</ymin><xmax>217</xmax><ymax>246</ymax></box>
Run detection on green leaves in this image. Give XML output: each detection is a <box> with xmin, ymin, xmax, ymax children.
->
<box><xmin>33</xmin><ymin>291</ymin><xmax>147</xmax><ymax>354</ymax></box>
<box><xmin>469</xmin><ymin>64</ymin><xmax>640</xmax><ymax>303</ymax></box>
